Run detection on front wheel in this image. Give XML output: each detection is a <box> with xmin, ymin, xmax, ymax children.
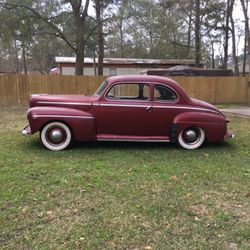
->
<box><xmin>178</xmin><ymin>127</ymin><xmax>205</xmax><ymax>150</ymax></box>
<box><xmin>40</xmin><ymin>122</ymin><xmax>72</xmax><ymax>151</ymax></box>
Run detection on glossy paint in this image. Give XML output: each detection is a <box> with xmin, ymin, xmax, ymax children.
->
<box><xmin>24</xmin><ymin>75</ymin><xmax>232</xmax><ymax>144</ymax></box>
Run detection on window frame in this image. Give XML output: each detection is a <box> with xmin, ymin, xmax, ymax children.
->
<box><xmin>153</xmin><ymin>83</ymin><xmax>179</xmax><ymax>103</ymax></box>
<box><xmin>94</xmin><ymin>80</ymin><xmax>109</xmax><ymax>97</ymax></box>
<box><xmin>105</xmin><ymin>82</ymin><xmax>150</xmax><ymax>102</ymax></box>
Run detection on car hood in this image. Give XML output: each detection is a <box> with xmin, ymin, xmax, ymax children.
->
<box><xmin>29</xmin><ymin>94</ymin><xmax>97</xmax><ymax>111</ymax></box>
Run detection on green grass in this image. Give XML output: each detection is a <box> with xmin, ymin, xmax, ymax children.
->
<box><xmin>0</xmin><ymin>107</ymin><xmax>250</xmax><ymax>249</ymax></box>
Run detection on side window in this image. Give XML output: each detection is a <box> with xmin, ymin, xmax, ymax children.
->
<box><xmin>154</xmin><ymin>84</ymin><xmax>177</xmax><ymax>102</ymax></box>
<box><xmin>107</xmin><ymin>83</ymin><xmax>149</xmax><ymax>100</ymax></box>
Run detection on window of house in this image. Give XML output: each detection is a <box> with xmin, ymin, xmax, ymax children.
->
<box><xmin>154</xmin><ymin>84</ymin><xmax>178</xmax><ymax>101</ymax></box>
<box><xmin>107</xmin><ymin>83</ymin><xmax>149</xmax><ymax>100</ymax></box>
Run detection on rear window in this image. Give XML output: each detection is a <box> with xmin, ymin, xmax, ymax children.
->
<box><xmin>154</xmin><ymin>84</ymin><xmax>177</xmax><ymax>101</ymax></box>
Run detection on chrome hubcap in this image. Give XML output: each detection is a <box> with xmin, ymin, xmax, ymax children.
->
<box><xmin>183</xmin><ymin>129</ymin><xmax>199</xmax><ymax>143</ymax></box>
<box><xmin>47</xmin><ymin>128</ymin><xmax>66</xmax><ymax>145</ymax></box>
<box><xmin>51</xmin><ymin>129</ymin><xmax>64</xmax><ymax>143</ymax></box>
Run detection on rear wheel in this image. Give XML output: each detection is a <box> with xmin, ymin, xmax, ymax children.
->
<box><xmin>40</xmin><ymin>122</ymin><xmax>72</xmax><ymax>151</ymax></box>
<box><xmin>178</xmin><ymin>127</ymin><xmax>205</xmax><ymax>150</ymax></box>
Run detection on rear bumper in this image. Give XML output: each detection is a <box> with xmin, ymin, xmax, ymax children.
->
<box><xmin>22</xmin><ymin>125</ymin><xmax>31</xmax><ymax>136</ymax></box>
<box><xmin>224</xmin><ymin>131</ymin><xmax>235</xmax><ymax>140</ymax></box>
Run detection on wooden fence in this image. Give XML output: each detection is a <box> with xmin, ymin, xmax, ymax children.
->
<box><xmin>0</xmin><ymin>75</ymin><xmax>249</xmax><ymax>106</ymax></box>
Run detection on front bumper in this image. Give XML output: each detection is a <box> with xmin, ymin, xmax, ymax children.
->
<box><xmin>22</xmin><ymin>125</ymin><xmax>31</xmax><ymax>136</ymax></box>
<box><xmin>224</xmin><ymin>131</ymin><xmax>235</xmax><ymax>140</ymax></box>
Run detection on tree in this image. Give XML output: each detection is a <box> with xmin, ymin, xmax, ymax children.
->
<box><xmin>0</xmin><ymin>3</ymin><xmax>35</xmax><ymax>73</ymax></box>
<box><xmin>223</xmin><ymin>0</ymin><xmax>230</xmax><ymax>69</ymax></box>
<box><xmin>0</xmin><ymin>0</ymin><xmax>247</xmax><ymax>74</ymax></box>
<box><xmin>240</xmin><ymin>0</ymin><xmax>249</xmax><ymax>75</ymax></box>
<box><xmin>95</xmin><ymin>0</ymin><xmax>104</xmax><ymax>75</ymax></box>
<box><xmin>1</xmin><ymin>0</ymin><xmax>91</xmax><ymax>75</ymax></box>
<box><xmin>229</xmin><ymin>0</ymin><xmax>239</xmax><ymax>75</ymax></box>
<box><xmin>195</xmin><ymin>0</ymin><xmax>201</xmax><ymax>66</ymax></box>
<box><xmin>93</xmin><ymin>0</ymin><xmax>116</xmax><ymax>75</ymax></box>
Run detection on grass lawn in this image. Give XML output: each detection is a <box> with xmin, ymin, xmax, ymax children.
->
<box><xmin>0</xmin><ymin>107</ymin><xmax>249</xmax><ymax>249</ymax></box>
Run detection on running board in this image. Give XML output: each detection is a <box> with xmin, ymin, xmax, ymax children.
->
<box><xmin>96</xmin><ymin>135</ymin><xmax>170</xmax><ymax>142</ymax></box>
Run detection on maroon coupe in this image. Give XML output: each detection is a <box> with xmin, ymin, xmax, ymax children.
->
<box><xmin>22</xmin><ymin>75</ymin><xmax>234</xmax><ymax>150</ymax></box>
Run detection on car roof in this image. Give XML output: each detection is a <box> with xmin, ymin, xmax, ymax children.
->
<box><xmin>107</xmin><ymin>75</ymin><xmax>176</xmax><ymax>84</ymax></box>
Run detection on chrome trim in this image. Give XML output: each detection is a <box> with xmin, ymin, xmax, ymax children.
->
<box><xmin>33</xmin><ymin>115</ymin><xmax>94</xmax><ymax>119</ymax></box>
<box><xmin>37</xmin><ymin>101</ymin><xmax>91</xmax><ymax>106</ymax></box>
<box><xmin>97</xmin><ymin>138</ymin><xmax>170</xmax><ymax>142</ymax></box>
<box><xmin>99</xmin><ymin>103</ymin><xmax>219</xmax><ymax>114</ymax></box>
<box><xmin>22</xmin><ymin>129</ymin><xmax>30</xmax><ymax>135</ymax></box>
<box><xmin>100</xmin><ymin>103</ymin><xmax>149</xmax><ymax>108</ymax></box>
<box><xmin>153</xmin><ymin>105</ymin><xmax>219</xmax><ymax>114</ymax></box>
<box><xmin>22</xmin><ymin>126</ymin><xmax>31</xmax><ymax>136</ymax></box>
<box><xmin>32</xmin><ymin>94</ymin><xmax>48</xmax><ymax>97</ymax></box>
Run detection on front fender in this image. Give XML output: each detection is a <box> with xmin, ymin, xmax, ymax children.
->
<box><xmin>172</xmin><ymin>111</ymin><xmax>227</xmax><ymax>142</ymax></box>
<box><xmin>27</xmin><ymin>107</ymin><xmax>96</xmax><ymax>141</ymax></box>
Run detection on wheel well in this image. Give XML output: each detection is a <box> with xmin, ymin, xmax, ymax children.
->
<box><xmin>40</xmin><ymin>120</ymin><xmax>75</xmax><ymax>140</ymax></box>
<box><xmin>170</xmin><ymin>123</ymin><xmax>207</xmax><ymax>142</ymax></box>
<box><xmin>185</xmin><ymin>126</ymin><xmax>208</xmax><ymax>141</ymax></box>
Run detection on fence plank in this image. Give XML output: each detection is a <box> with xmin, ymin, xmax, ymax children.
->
<box><xmin>0</xmin><ymin>75</ymin><xmax>249</xmax><ymax>106</ymax></box>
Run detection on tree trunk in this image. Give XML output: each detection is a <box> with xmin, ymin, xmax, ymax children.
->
<box><xmin>195</xmin><ymin>0</ymin><xmax>201</xmax><ymax>67</ymax></box>
<box><xmin>243</xmin><ymin>21</ymin><xmax>247</xmax><ymax>75</ymax></box>
<box><xmin>211</xmin><ymin>41</ymin><xmax>215</xmax><ymax>68</ymax></box>
<box><xmin>75</xmin><ymin>46</ymin><xmax>85</xmax><ymax>75</ymax></box>
<box><xmin>187</xmin><ymin>12</ymin><xmax>192</xmax><ymax>57</ymax></box>
<box><xmin>74</xmin><ymin>15</ymin><xmax>85</xmax><ymax>75</ymax></box>
<box><xmin>13</xmin><ymin>39</ymin><xmax>19</xmax><ymax>73</ymax></box>
<box><xmin>223</xmin><ymin>0</ymin><xmax>230</xmax><ymax>69</ymax></box>
<box><xmin>119</xmin><ymin>18</ymin><xmax>124</xmax><ymax>58</ymax></box>
<box><xmin>96</xmin><ymin>0</ymin><xmax>104</xmax><ymax>76</ymax></box>
<box><xmin>229</xmin><ymin>0</ymin><xmax>239</xmax><ymax>76</ymax></box>
<box><xmin>22</xmin><ymin>43</ymin><xmax>27</xmax><ymax>75</ymax></box>
<box><xmin>93</xmin><ymin>50</ymin><xmax>97</xmax><ymax>75</ymax></box>
<box><xmin>240</xmin><ymin>0</ymin><xmax>250</xmax><ymax>75</ymax></box>
<box><xmin>70</xmin><ymin>0</ymin><xmax>90</xmax><ymax>75</ymax></box>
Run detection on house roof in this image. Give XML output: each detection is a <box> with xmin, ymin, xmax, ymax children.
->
<box><xmin>228</xmin><ymin>61</ymin><xmax>250</xmax><ymax>73</ymax></box>
<box><xmin>55</xmin><ymin>57</ymin><xmax>199</xmax><ymax>66</ymax></box>
<box><xmin>142</xmin><ymin>65</ymin><xmax>234</xmax><ymax>76</ymax></box>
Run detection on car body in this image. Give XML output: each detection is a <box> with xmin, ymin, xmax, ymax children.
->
<box><xmin>22</xmin><ymin>75</ymin><xmax>234</xmax><ymax>150</ymax></box>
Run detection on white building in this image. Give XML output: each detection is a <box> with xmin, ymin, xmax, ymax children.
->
<box><xmin>53</xmin><ymin>57</ymin><xmax>198</xmax><ymax>76</ymax></box>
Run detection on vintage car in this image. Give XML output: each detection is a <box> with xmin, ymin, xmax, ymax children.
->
<box><xmin>22</xmin><ymin>75</ymin><xmax>234</xmax><ymax>150</ymax></box>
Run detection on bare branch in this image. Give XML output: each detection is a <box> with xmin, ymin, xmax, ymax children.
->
<box><xmin>0</xmin><ymin>2</ymin><xmax>76</xmax><ymax>51</ymax></box>
<box><xmin>86</xmin><ymin>17</ymin><xmax>114</xmax><ymax>40</ymax></box>
<box><xmin>82</xmin><ymin>0</ymin><xmax>90</xmax><ymax>21</ymax></box>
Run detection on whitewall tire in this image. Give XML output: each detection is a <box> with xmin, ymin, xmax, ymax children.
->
<box><xmin>40</xmin><ymin>122</ymin><xmax>72</xmax><ymax>151</ymax></box>
<box><xmin>178</xmin><ymin>127</ymin><xmax>205</xmax><ymax>150</ymax></box>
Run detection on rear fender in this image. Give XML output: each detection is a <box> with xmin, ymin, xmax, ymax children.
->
<box><xmin>171</xmin><ymin>112</ymin><xmax>227</xmax><ymax>142</ymax></box>
<box><xmin>27</xmin><ymin>107</ymin><xmax>96</xmax><ymax>141</ymax></box>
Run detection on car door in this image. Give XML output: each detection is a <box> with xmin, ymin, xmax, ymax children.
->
<box><xmin>151</xmin><ymin>83</ymin><xmax>179</xmax><ymax>136</ymax></box>
<box><xmin>97</xmin><ymin>82</ymin><xmax>152</xmax><ymax>136</ymax></box>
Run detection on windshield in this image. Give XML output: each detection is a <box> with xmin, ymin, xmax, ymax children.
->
<box><xmin>94</xmin><ymin>80</ymin><xmax>109</xmax><ymax>97</ymax></box>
